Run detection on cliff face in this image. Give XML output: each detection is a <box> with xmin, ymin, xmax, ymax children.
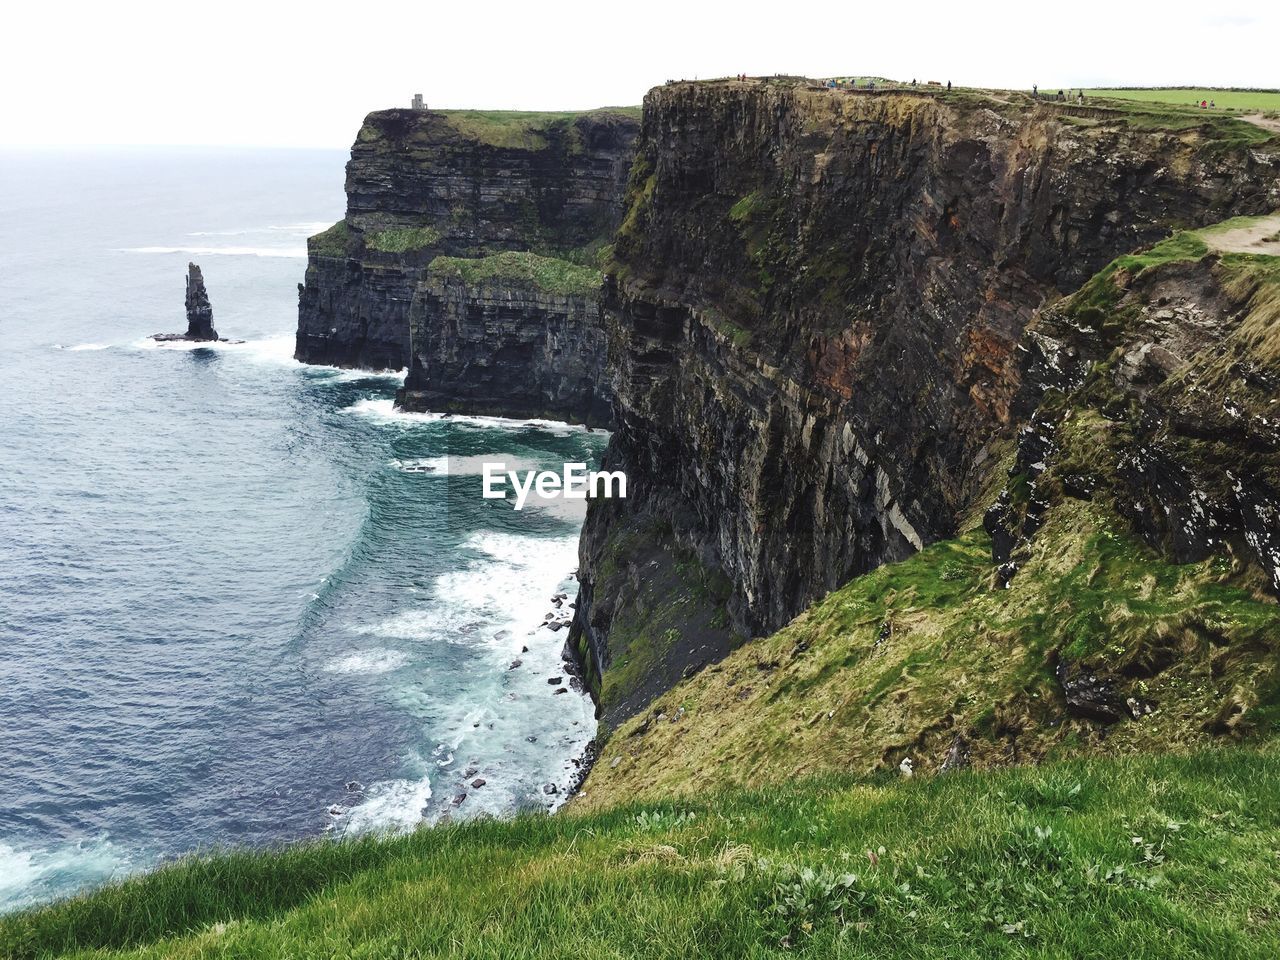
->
<box><xmin>572</xmin><ymin>81</ymin><xmax>1279</xmax><ymax>725</ymax></box>
<box><xmin>295</xmin><ymin>108</ymin><xmax>639</xmax><ymax>371</ymax></box>
<box><xmin>395</xmin><ymin>253</ymin><xmax>613</xmax><ymax>426</ymax></box>
<box><xmin>577</xmin><ymin>232</ymin><xmax>1280</xmax><ymax>804</ymax></box>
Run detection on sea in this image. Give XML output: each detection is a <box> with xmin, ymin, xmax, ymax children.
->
<box><xmin>0</xmin><ymin>147</ymin><xmax>603</xmax><ymax>912</ymax></box>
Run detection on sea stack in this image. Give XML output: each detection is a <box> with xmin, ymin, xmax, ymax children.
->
<box><xmin>152</xmin><ymin>262</ymin><xmax>226</xmax><ymax>342</ymax></box>
<box><xmin>183</xmin><ymin>263</ymin><xmax>218</xmax><ymax>340</ymax></box>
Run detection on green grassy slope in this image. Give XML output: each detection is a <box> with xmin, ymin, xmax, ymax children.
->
<box><xmin>426</xmin><ymin>251</ymin><xmax>603</xmax><ymax>296</ymax></box>
<box><xmin>3</xmin><ymin>748</ymin><xmax>1278</xmax><ymax>959</ymax></box>
<box><xmin>438</xmin><ymin>107</ymin><xmax>641</xmax><ymax>150</ymax></box>
<box><xmin>1083</xmin><ymin>89</ymin><xmax>1280</xmax><ymax>112</ymax></box>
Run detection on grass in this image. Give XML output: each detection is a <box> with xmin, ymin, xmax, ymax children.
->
<box><xmin>439</xmin><ymin>107</ymin><xmax>640</xmax><ymax>150</ymax></box>
<box><xmin>3</xmin><ymin>747</ymin><xmax>1278</xmax><ymax>958</ymax></box>
<box><xmin>364</xmin><ymin>225</ymin><xmax>442</xmax><ymax>254</ymax></box>
<box><xmin>581</xmin><ymin>499</ymin><xmax>1280</xmax><ymax>808</ymax></box>
<box><xmin>1083</xmin><ymin>88</ymin><xmax>1280</xmax><ymax>112</ymax></box>
<box><xmin>306</xmin><ymin>220</ymin><xmax>349</xmax><ymax>258</ymax></box>
<box><xmin>426</xmin><ymin>250</ymin><xmax>602</xmax><ymax>296</ymax></box>
<box><xmin>1061</xmin><ymin>216</ymin><xmax>1279</xmax><ymax>331</ymax></box>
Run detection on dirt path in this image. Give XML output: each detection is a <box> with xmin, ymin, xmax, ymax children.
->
<box><xmin>1241</xmin><ymin>113</ymin><xmax>1280</xmax><ymax>134</ymax></box>
<box><xmin>1204</xmin><ymin>213</ymin><xmax>1280</xmax><ymax>256</ymax></box>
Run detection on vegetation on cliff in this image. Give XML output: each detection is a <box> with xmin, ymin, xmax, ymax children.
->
<box><xmin>306</xmin><ymin>220</ymin><xmax>349</xmax><ymax>258</ymax></box>
<box><xmin>577</xmin><ymin>212</ymin><xmax>1280</xmax><ymax>807</ymax></box>
<box><xmin>426</xmin><ymin>250</ymin><xmax>602</xmax><ymax>297</ymax></box>
<box><xmin>439</xmin><ymin>107</ymin><xmax>641</xmax><ymax>150</ymax></box>
<box><xmin>4</xmin><ymin>747</ymin><xmax>1277</xmax><ymax>958</ymax></box>
<box><xmin>364</xmin><ymin>224</ymin><xmax>443</xmax><ymax>254</ymax></box>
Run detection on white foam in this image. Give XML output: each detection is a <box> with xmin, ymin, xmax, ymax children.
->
<box><xmin>340</xmin><ymin>772</ymin><xmax>433</xmax><ymax>835</ymax></box>
<box><xmin>356</xmin><ymin>607</ymin><xmax>467</xmax><ymax>641</ymax></box>
<box><xmin>55</xmin><ymin>342</ymin><xmax>111</xmax><ymax>352</ymax></box>
<box><xmin>343</xmin><ymin>398</ymin><xmax>593</xmax><ymax>434</ymax></box>
<box><xmin>388</xmin><ymin>456</ymin><xmax>452</xmax><ymax>475</ymax></box>
<box><xmin>324</xmin><ymin>648</ymin><xmax>410</xmax><ymax>675</ymax></box>
<box><xmin>188</xmin><ymin>222</ymin><xmax>333</xmax><ymax>238</ymax></box>
<box><xmin>386</xmin><ymin>455</ymin><xmax>544</xmax><ymax>477</ymax></box>
<box><xmin>134</xmin><ymin>334</ymin><xmax>404</xmax><ymax>381</ymax></box>
<box><xmin>134</xmin><ymin>334</ymin><xmax>285</xmax><ymax>356</ymax></box>
<box><xmin>118</xmin><ymin>245</ymin><xmax>306</xmax><ymax>259</ymax></box>
<box><xmin>0</xmin><ymin>838</ymin><xmax>131</xmax><ymax>913</ymax></box>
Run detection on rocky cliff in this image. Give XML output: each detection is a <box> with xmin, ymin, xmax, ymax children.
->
<box><xmin>577</xmin><ymin>227</ymin><xmax>1280</xmax><ymax>803</ymax></box>
<box><xmin>396</xmin><ymin>252</ymin><xmax>613</xmax><ymax>426</ymax></box>
<box><xmin>184</xmin><ymin>263</ymin><xmax>217</xmax><ymax>340</ymax></box>
<box><xmin>295</xmin><ymin>107</ymin><xmax>639</xmax><ymax>371</ymax></box>
<box><xmin>571</xmin><ymin>79</ymin><xmax>1280</xmax><ymax>727</ymax></box>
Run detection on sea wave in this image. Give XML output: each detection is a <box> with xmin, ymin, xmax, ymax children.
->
<box><xmin>342</xmin><ymin>398</ymin><xmax>587</xmax><ymax>435</ymax></box>
<box><xmin>188</xmin><ymin>222</ymin><xmax>333</xmax><ymax>238</ymax></box>
<box><xmin>386</xmin><ymin>454</ymin><xmax>544</xmax><ymax>477</ymax></box>
<box><xmin>339</xmin><ymin>767</ymin><xmax>433</xmax><ymax>835</ymax></box>
<box><xmin>323</xmin><ymin>648</ymin><xmax>411</xmax><ymax>675</ymax></box>
<box><xmin>339</xmin><ymin>527</ymin><xmax>588</xmax><ymax>830</ymax></box>
<box><xmin>117</xmin><ymin>245</ymin><xmax>306</xmax><ymax>259</ymax></box>
<box><xmin>136</xmin><ymin>334</ymin><xmax>404</xmax><ymax>381</ymax></box>
<box><xmin>387</xmin><ymin>456</ymin><xmax>452</xmax><ymax>475</ymax></box>
<box><xmin>0</xmin><ymin>838</ymin><xmax>133</xmax><ymax>913</ymax></box>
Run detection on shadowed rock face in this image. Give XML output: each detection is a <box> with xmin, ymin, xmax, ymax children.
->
<box><xmin>570</xmin><ymin>81</ymin><xmax>1280</xmax><ymax>726</ymax></box>
<box><xmin>295</xmin><ymin>108</ymin><xmax>639</xmax><ymax>370</ymax></box>
<box><xmin>396</xmin><ymin>270</ymin><xmax>613</xmax><ymax>427</ymax></box>
<box><xmin>184</xmin><ymin>263</ymin><xmax>218</xmax><ymax>340</ymax></box>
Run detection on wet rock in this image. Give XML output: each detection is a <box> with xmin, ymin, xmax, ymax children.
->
<box><xmin>548</xmin><ymin>676</ymin><xmax>563</xmax><ymax>685</ymax></box>
<box><xmin>451</xmin><ymin>792</ymin><xmax>467</xmax><ymax>807</ymax></box>
<box><xmin>1056</xmin><ymin>661</ymin><xmax>1128</xmax><ymax>723</ymax></box>
<box><xmin>939</xmin><ymin>735</ymin><xmax>971</xmax><ymax>773</ymax></box>
<box><xmin>344</xmin><ymin>780</ymin><xmax>364</xmax><ymax>793</ymax></box>
<box><xmin>542</xmin><ymin>783</ymin><xmax>558</xmax><ymax>795</ymax></box>
<box><xmin>470</xmin><ymin>777</ymin><xmax>486</xmax><ymax>789</ymax></box>
<box><xmin>509</xmin><ymin>659</ymin><xmax>523</xmax><ymax>669</ymax></box>
<box><xmin>553</xmin><ymin>687</ymin><xmax>568</xmax><ymax>695</ymax></box>
<box><xmin>996</xmin><ymin>561</ymin><xmax>1019</xmax><ymax>588</ymax></box>
<box><xmin>984</xmin><ymin>500</ymin><xmax>1016</xmax><ymax>563</ymax></box>
<box><xmin>1061</xmin><ymin>473</ymin><xmax>1098</xmax><ymax>500</ymax></box>
<box><xmin>546</xmin><ymin>621</ymin><xmax>565</xmax><ymax>632</ymax></box>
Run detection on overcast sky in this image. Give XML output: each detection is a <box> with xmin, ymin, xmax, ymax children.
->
<box><xmin>3</xmin><ymin>1</ymin><xmax>1275</xmax><ymax>147</ymax></box>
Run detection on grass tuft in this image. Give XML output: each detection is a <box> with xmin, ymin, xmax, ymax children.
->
<box><xmin>427</xmin><ymin>251</ymin><xmax>602</xmax><ymax>296</ymax></box>
<box><xmin>3</xmin><ymin>748</ymin><xmax>1279</xmax><ymax>958</ymax></box>
<box><xmin>365</xmin><ymin>225</ymin><xmax>443</xmax><ymax>254</ymax></box>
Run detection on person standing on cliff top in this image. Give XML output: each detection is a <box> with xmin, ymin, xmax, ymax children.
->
<box><xmin>947</xmin><ymin>80</ymin><xmax>952</xmax><ymax>91</ymax></box>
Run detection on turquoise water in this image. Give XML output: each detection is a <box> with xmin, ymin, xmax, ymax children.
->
<box><xmin>0</xmin><ymin>148</ymin><xmax>602</xmax><ymax>911</ymax></box>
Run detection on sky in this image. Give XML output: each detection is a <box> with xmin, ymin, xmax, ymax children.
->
<box><xmin>2</xmin><ymin>0</ymin><xmax>1276</xmax><ymax>148</ymax></box>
